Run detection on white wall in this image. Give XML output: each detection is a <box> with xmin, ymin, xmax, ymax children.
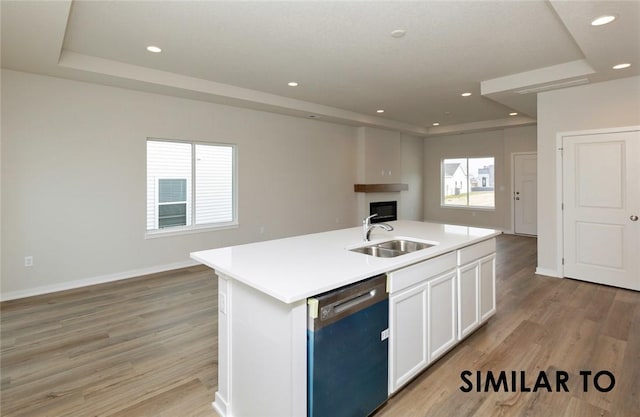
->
<box><xmin>536</xmin><ymin>76</ymin><xmax>640</xmax><ymax>276</ymax></box>
<box><xmin>1</xmin><ymin>70</ymin><xmax>363</xmax><ymax>299</ymax></box>
<box><xmin>423</xmin><ymin>125</ymin><xmax>537</xmax><ymax>231</ymax></box>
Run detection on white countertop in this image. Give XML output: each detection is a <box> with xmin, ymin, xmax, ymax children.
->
<box><xmin>190</xmin><ymin>221</ymin><xmax>500</xmax><ymax>304</ymax></box>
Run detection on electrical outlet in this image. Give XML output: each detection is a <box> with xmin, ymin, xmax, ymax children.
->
<box><xmin>381</xmin><ymin>328</ymin><xmax>389</xmax><ymax>341</ymax></box>
<box><xmin>24</xmin><ymin>256</ymin><xmax>33</xmax><ymax>267</ymax></box>
<box><xmin>219</xmin><ymin>293</ymin><xmax>227</xmax><ymax>315</ymax></box>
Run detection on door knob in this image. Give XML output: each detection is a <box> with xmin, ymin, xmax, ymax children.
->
<box><xmin>515</xmin><ymin>197</ymin><xmax>520</xmax><ymax>200</ymax></box>
<box><xmin>631</xmin><ymin>215</ymin><xmax>639</xmax><ymax>221</ymax></box>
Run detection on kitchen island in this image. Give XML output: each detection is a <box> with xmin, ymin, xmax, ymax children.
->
<box><xmin>191</xmin><ymin>220</ymin><xmax>501</xmax><ymax>417</ymax></box>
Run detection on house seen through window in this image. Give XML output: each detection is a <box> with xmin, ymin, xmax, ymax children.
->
<box><xmin>442</xmin><ymin>157</ymin><xmax>495</xmax><ymax>208</ymax></box>
<box><xmin>147</xmin><ymin>139</ymin><xmax>236</xmax><ymax>233</ymax></box>
<box><xmin>158</xmin><ymin>178</ymin><xmax>188</xmax><ymax>228</ymax></box>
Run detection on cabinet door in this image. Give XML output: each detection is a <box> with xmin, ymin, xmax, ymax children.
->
<box><xmin>427</xmin><ymin>270</ymin><xmax>457</xmax><ymax>362</ymax></box>
<box><xmin>479</xmin><ymin>254</ymin><xmax>496</xmax><ymax>322</ymax></box>
<box><xmin>389</xmin><ymin>282</ymin><xmax>428</xmax><ymax>394</ymax></box>
<box><xmin>458</xmin><ymin>262</ymin><xmax>479</xmax><ymax>340</ymax></box>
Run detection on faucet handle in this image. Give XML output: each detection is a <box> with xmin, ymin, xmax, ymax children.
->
<box><xmin>363</xmin><ymin>213</ymin><xmax>378</xmax><ymax>225</ymax></box>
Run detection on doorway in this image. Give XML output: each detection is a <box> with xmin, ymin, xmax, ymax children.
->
<box><xmin>561</xmin><ymin>128</ymin><xmax>639</xmax><ymax>291</ymax></box>
<box><xmin>512</xmin><ymin>152</ymin><xmax>537</xmax><ymax>235</ymax></box>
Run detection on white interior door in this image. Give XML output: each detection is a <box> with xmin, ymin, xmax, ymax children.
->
<box><xmin>562</xmin><ymin>130</ymin><xmax>640</xmax><ymax>291</ymax></box>
<box><xmin>513</xmin><ymin>153</ymin><xmax>537</xmax><ymax>235</ymax></box>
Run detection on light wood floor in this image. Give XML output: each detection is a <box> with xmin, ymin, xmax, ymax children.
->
<box><xmin>1</xmin><ymin>267</ymin><xmax>219</xmax><ymax>417</ymax></box>
<box><xmin>1</xmin><ymin>235</ymin><xmax>638</xmax><ymax>417</ymax></box>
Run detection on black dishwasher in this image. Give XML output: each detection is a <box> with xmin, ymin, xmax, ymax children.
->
<box><xmin>307</xmin><ymin>274</ymin><xmax>389</xmax><ymax>417</ymax></box>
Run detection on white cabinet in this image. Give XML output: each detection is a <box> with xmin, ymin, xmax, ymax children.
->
<box><xmin>389</xmin><ymin>281</ymin><xmax>429</xmax><ymax>392</ymax></box>
<box><xmin>457</xmin><ymin>239</ymin><xmax>496</xmax><ymax>340</ymax></box>
<box><xmin>427</xmin><ymin>270</ymin><xmax>457</xmax><ymax>361</ymax></box>
<box><xmin>479</xmin><ymin>254</ymin><xmax>496</xmax><ymax>322</ymax></box>
<box><xmin>388</xmin><ymin>252</ymin><xmax>457</xmax><ymax>393</ymax></box>
<box><xmin>458</xmin><ymin>261</ymin><xmax>480</xmax><ymax>339</ymax></box>
<box><xmin>387</xmin><ymin>238</ymin><xmax>497</xmax><ymax>394</ymax></box>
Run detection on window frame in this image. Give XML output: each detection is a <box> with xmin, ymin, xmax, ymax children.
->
<box><xmin>145</xmin><ymin>138</ymin><xmax>238</xmax><ymax>239</ymax></box>
<box><xmin>441</xmin><ymin>157</ymin><xmax>496</xmax><ymax>210</ymax></box>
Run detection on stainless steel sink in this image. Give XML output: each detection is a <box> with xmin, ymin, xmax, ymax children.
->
<box><xmin>350</xmin><ymin>246</ymin><xmax>404</xmax><ymax>258</ymax></box>
<box><xmin>350</xmin><ymin>239</ymin><xmax>435</xmax><ymax>258</ymax></box>
<box><xmin>376</xmin><ymin>239</ymin><xmax>434</xmax><ymax>252</ymax></box>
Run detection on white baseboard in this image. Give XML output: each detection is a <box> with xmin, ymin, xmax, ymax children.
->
<box><xmin>0</xmin><ymin>259</ymin><xmax>200</xmax><ymax>302</ymax></box>
<box><xmin>535</xmin><ymin>267</ymin><xmax>562</xmax><ymax>278</ymax></box>
<box><xmin>213</xmin><ymin>393</ymin><xmax>229</xmax><ymax>417</ymax></box>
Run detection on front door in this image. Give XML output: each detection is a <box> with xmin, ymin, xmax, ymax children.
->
<box><xmin>562</xmin><ymin>129</ymin><xmax>639</xmax><ymax>291</ymax></box>
<box><xmin>513</xmin><ymin>153</ymin><xmax>537</xmax><ymax>235</ymax></box>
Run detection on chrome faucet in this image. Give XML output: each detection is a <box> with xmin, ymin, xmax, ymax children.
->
<box><xmin>363</xmin><ymin>214</ymin><xmax>394</xmax><ymax>242</ymax></box>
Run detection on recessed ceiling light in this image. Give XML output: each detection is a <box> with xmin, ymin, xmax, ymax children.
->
<box><xmin>391</xmin><ymin>29</ymin><xmax>407</xmax><ymax>38</ymax></box>
<box><xmin>591</xmin><ymin>15</ymin><xmax>616</xmax><ymax>26</ymax></box>
<box><xmin>509</xmin><ymin>112</ymin><xmax>518</xmax><ymax>116</ymax></box>
<box><xmin>146</xmin><ymin>45</ymin><xmax>162</xmax><ymax>53</ymax></box>
<box><xmin>612</xmin><ymin>63</ymin><xmax>631</xmax><ymax>70</ymax></box>
<box><xmin>461</xmin><ymin>92</ymin><xmax>472</xmax><ymax>97</ymax></box>
<box><xmin>376</xmin><ymin>109</ymin><xmax>385</xmax><ymax>113</ymax></box>
<box><xmin>288</xmin><ymin>82</ymin><xmax>299</xmax><ymax>87</ymax></box>
<box><xmin>432</xmin><ymin>122</ymin><xmax>440</xmax><ymax>126</ymax></box>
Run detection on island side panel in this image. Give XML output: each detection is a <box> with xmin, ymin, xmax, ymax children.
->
<box><xmin>223</xmin><ymin>274</ymin><xmax>307</xmax><ymax>417</ymax></box>
<box><xmin>214</xmin><ymin>275</ymin><xmax>231</xmax><ymax>417</ymax></box>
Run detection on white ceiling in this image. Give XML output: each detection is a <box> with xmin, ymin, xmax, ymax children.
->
<box><xmin>2</xmin><ymin>0</ymin><xmax>639</xmax><ymax>136</ymax></box>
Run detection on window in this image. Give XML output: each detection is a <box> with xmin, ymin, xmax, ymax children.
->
<box><xmin>147</xmin><ymin>139</ymin><xmax>236</xmax><ymax>234</ymax></box>
<box><xmin>442</xmin><ymin>157</ymin><xmax>495</xmax><ymax>208</ymax></box>
<box><xmin>158</xmin><ymin>178</ymin><xmax>188</xmax><ymax>228</ymax></box>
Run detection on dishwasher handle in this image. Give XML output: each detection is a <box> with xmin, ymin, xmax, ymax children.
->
<box><xmin>309</xmin><ymin>274</ymin><xmax>387</xmax><ymax>330</ymax></box>
<box><xmin>332</xmin><ymin>288</ymin><xmax>378</xmax><ymax>316</ymax></box>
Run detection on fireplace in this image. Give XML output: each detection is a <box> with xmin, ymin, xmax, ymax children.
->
<box><xmin>369</xmin><ymin>201</ymin><xmax>397</xmax><ymax>223</ymax></box>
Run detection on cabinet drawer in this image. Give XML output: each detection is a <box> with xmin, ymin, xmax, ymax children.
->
<box><xmin>457</xmin><ymin>238</ymin><xmax>496</xmax><ymax>266</ymax></box>
<box><xmin>388</xmin><ymin>252</ymin><xmax>456</xmax><ymax>293</ymax></box>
